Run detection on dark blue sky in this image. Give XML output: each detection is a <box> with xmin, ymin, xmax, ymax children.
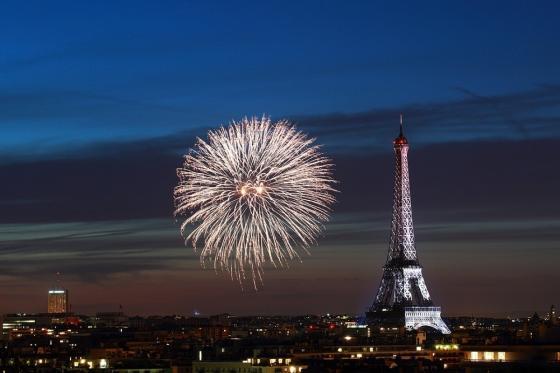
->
<box><xmin>0</xmin><ymin>1</ymin><xmax>559</xmax><ymax>316</ymax></box>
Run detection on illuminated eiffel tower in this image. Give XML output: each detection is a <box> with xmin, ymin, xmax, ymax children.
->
<box><xmin>367</xmin><ymin>115</ymin><xmax>450</xmax><ymax>334</ymax></box>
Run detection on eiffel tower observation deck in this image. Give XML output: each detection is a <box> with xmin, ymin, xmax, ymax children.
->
<box><xmin>367</xmin><ymin>115</ymin><xmax>450</xmax><ymax>334</ymax></box>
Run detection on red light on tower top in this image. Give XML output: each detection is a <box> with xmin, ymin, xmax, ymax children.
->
<box><xmin>394</xmin><ymin>113</ymin><xmax>408</xmax><ymax>146</ymax></box>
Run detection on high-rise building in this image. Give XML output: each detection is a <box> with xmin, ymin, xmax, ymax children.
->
<box><xmin>48</xmin><ymin>289</ymin><xmax>69</xmax><ymax>314</ymax></box>
<box><xmin>367</xmin><ymin>116</ymin><xmax>450</xmax><ymax>334</ymax></box>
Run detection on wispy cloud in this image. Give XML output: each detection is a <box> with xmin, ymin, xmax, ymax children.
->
<box><xmin>1</xmin><ymin>215</ymin><xmax>558</xmax><ymax>316</ymax></box>
<box><xmin>1</xmin><ymin>85</ymin><xmax>559</xmax><ymax>162</ymax></box>
<box><xmin>295</xmin><ymin>85</ymin><xmax>560</xmax><ymax>151</ymax></box>
<box><xmin>0</xmin><ymin>219</ymin><xmax>192</xmax><ymax>282</ymax></box>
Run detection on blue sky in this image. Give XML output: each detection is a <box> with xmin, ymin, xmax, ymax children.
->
<box><xmin>0</xmin><ymin>1</ymin><xmax>559</xmax><ymax>316</ymax></box>
<box><xmin>1</xmin><ymin>1</ymin><xmax>559</xmax><ymax>152</ymax></box>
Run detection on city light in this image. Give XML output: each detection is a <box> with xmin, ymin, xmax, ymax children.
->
<box><xmin>435</xmin><ymin>344</ymin><xmax>459</xmax><ymax>350</ymax></box>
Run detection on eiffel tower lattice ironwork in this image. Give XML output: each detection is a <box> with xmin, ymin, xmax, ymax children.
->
<box><xmin>367</xmin><ymin>115</ymin><xmax>450</xmax><ymax>334</ymax></box>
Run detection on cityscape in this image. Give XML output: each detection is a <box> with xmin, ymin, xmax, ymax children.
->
<box><xmin>1</xmin><ymin>287</ymin><xmax>559</xmax><ymax>371</ymax></box>
<box><xmin>2</xmin><ymin>122</ymin><xmax>559</xmax><ymax>372</ymax></box>
<box><xmin>1</xmin><ymin>1</ymin><xmax>560</xmax><ymax>372</ymax></box>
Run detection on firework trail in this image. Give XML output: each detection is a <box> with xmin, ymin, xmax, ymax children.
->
<box><xmin>174</xmin><ymin>116</ymin><xmax>336</xmax><ymax>287</ymax></box>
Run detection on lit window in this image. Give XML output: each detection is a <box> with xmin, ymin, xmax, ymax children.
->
<box><xmin>497</xmin><ymin>352</ymin><xmax>505</xmax><ymax>361</ymax></box>
<box><xmin>484</xmin><ymin>351</ymin><xmax>494</xmax><ymax>361</ymax></box>
<box><xmin>470</xmin><ymin>351</ymin><xmax>479</xmax><ymax>361</ymax></box>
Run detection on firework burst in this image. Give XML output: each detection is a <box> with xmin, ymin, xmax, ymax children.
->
<box><xmin>174</xmin><ymin>116</ymin><xmax>336</xmax><ymax>287</ymax></box>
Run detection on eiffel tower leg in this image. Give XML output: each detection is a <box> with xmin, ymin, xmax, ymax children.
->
<box><xmin>404</xmin><ymin>307</ymin><xmax>451</xmax><ymax>334</ymax></box>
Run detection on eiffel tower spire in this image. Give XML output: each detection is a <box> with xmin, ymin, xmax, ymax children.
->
<box><xmin>367</xmin><ymin>115</ymin><xmax>450</xmax><ymax>334</ymax></box>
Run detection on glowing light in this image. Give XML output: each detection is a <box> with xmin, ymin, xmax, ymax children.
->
<box><xmin>174</xmin><ymin>116</ymin><xmax>336</xmax><ymax>286</ymax></box>
<box><xmin>435</xmin><ymin>344</ymin><xmax>459</xmax><ymax>351</ymax></box>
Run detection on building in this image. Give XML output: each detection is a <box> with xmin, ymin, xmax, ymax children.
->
<box><xmin>192</xmin><ymin>358</ymin><xmax>305</xmax><ymax>373</ymax></box>
<box><xmin>48</xmin><ymin>288</ymin><xmax>69</xmax><ymax>313</ymax></box>
<box><xmin>1</xmin><ymin>313</ymin><xmax>55</xmax><ymax>339</ymax></box>
<box><xmin>462</xmin><ymin>345</ymin><xmax>560</xmax><ymax>370</ymax></box>
<box><xmin>94</xmin><ymin>311</ymin><xmax>129</xmax><ymax>328</ymax></box>
<box><xmin>2</xmin><ymin>313</ymin><xmax>38</xmax><ymax>338</ymax></box>
<box><xmin>367</xmin><ymin>116</ymin><xmax>450</xmax><ymax>334</ymax></box>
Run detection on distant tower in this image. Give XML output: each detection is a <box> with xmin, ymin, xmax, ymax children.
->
<box><xmin>48</xmin><ymin>272</ymin><xmax>69</xmax><ymax>314</ymax></box>
<box><xmin>48</xmin><ymin>289</ymin><xmax>69</xmax><ymax>313</ymax></box>
<box><xmin>367</xmin><ymin>115</ymin><xmax>450</xmax><ymax>334</ymax></box>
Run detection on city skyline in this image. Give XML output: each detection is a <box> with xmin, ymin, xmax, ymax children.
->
<box><xmin>0</xmin><ymin>1</ymin><xmax>559</xmax><ymax>317</ymax></box>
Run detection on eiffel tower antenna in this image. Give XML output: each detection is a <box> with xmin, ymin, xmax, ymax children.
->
<box><xmin>366</xmin><ymin>115</ymin><xmax>450</xmax><ymax>334</ymax></box>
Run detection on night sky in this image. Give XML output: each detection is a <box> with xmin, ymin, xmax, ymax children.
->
<box><xmin>1</xmin><ymin>1</ymin><xmax>559</xmax><ymax>317</ymax></box>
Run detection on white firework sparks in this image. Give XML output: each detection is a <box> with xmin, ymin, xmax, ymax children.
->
<box><xmin>174</xmin><ymin>116</ymin><xmax>336</xmax><ymax>287</ymax></box>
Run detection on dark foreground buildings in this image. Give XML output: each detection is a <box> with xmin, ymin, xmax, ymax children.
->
<box><xmin>0</xmin><ymin>308</ymin><xmax>559</xmax><ymax>372</ymax></box>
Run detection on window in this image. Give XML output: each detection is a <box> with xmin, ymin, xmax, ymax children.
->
<box><xmin>497</xmin><ymin>351</ymin><xmax>505</xmax><ymax>361</ymax></box>
<box><xmin>470</xmin><ymin>351</ymin><xmax>479</xmax><ymax>361</ymax></box>
<box><xmin>484</xmin><ymin>351</ymin><xmax>494</xmax><ymax>361</ymax></box>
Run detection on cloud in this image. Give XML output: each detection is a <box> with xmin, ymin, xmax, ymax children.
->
<box><xmin>1</xmin><ymin>132</ymin><xmax>559</xmax><ymax>224</ymax></box>
<box><xmin>0</xmin><ymin>219</ymin><xmax>194</xmax><ymax>282</ymax></box>
<box><xmin>295</xmin><ymin>84</ymin><xmax>560</xmax><ymax>151</ymax></box>
<box><xmin>1</xmin><ymin>214</ymin><xmax>558</xmax><ymax>316</ymax></box>
<box><xmin>1</xmin><ymin>85</ymin><xmax>559</xmax><ymax>163</ymax></box>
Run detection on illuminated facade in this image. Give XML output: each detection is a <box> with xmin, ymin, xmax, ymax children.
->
<box><xmin>367</xmin><ymin>116</ymin><xmax>450</xmax><ymax>334</ymax></box>
<box><xmin>47</xmin><ymin>289</ymin><xmax>69</xmax><ymax>314</ymax></box>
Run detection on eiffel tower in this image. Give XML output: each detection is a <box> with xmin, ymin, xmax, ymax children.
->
<box><xmin>367</xmin><ymin>115</ymin><xmax>450</xmax><ymax>334</ymax></box>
